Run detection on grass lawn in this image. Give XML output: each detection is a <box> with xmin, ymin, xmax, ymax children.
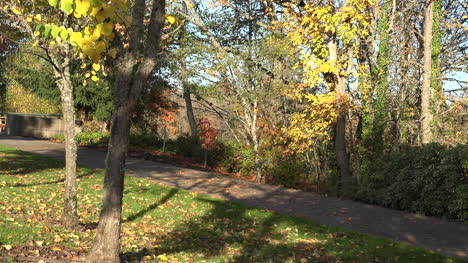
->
<box><xmin>0</xmin><ymin>145</ymin><xmax>463</xmax><ymax>263</ymax></box>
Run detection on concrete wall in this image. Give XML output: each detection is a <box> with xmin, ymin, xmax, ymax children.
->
<box><xmin>5</xmin><ymin>114</ymin><xmax>64</xmax><ymax>138</ymax></box>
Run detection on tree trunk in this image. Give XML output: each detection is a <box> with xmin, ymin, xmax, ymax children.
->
<box><xmin>87</xmin><ymin>106</ymin><xmax>131</xmax><ymax>262</ymax></box>
<box><xmin>203</xmin><ymin>149</ymin><xmax>207</xmax><ymax>168</ymax></box>
<box><xmin>421</xmin><ymin>0</ymin><xmax>434</xmax><ymax>144</ymax></box>
<box><xmin>183</xmin><ymin>84</ymin><xmax>197</xmax><ymax>137</ymax></box>
<box><xmin>87</xmin><ymin>0</ymin><xmax>166</xmax><ymax>261</ymax></box>
<box><xmin>60</xmin><ymin>60</ymin><xmax>79</xmax><ymax>228</ymax></box>
<box><xmin>253</xmin><ymin>136</ymin><xmax>262</xmax><ymax>183</ymax></box>
<box><xmin>329</xmin><ymin>39</ymin><xmax>352</xmax><ymax>185</ymax></box>
<box><xmin>51</xmin><ymin>45</ymin><xmax>79</xmax><ymax>228</ymax></box>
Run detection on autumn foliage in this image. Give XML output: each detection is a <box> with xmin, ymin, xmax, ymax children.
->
<box><xmin>197</xmin><ymin>117</ymin><xmax>220</xmax><ymax>150</ymax></box>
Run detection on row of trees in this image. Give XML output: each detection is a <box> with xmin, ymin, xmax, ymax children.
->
<box><xmin>167</xmin><ymin>0</ymin><xmax>466</xmax><ymax>186</ymax></box>
<box><xmin>0</xmin><ymin>0</ymin><xmax>466</xmax><ymax>261</ymax></box>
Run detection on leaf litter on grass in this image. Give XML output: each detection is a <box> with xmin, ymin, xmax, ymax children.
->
<box><xmin>0</xmin><ymin>145</ymin><xmax>465</xmax><ymax>263</ymax></box>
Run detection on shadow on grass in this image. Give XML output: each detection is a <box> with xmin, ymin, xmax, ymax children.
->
<box><xmin>125</xmin><ymin>188</ymin><xmax>179</xmax><ymax>223</ymax></box>
<box><xmin>4</xmin><ymin>170</ymin><xmax>95</xmax><ymax>188</ymax></box>
<box><xmin>0</xmin><ymin>149</ymin><xmax>63</xmax><ymax>175</ymax></box>
<box><xmin>80</xmin><ymin>188</ymin><xmax>180</xmax><ymax>232</ymax></box>
<box><xmin>120</xmin><ymin>194</ymin><xmax>451</xmax><ymax>263</ymax></box>
<box><xmin>121</xmin><ymin>197</ymin><xmax>336</xmax><ymax>263</ymax></box>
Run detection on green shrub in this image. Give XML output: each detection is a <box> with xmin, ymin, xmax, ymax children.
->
<box><xmin>265</xmin><ymin>154</ymin><xmax>308</xmax><ymax>188</ymax></box>
<box><xmin>129</xmin><ymin>133</ymin><xmax>162</xmax><ymax>149</ymax></box>
<box><xmin>51</xmin><ymin>132</ymin><xmax>109</xmax><ymax>146</ymax></box>
<box><xmin>216</xmin><ymin>141</ymin><xmax>255</xmax><ymax>176</ymax></box>
<box><xmin>172</xmin><ymin>136</ymin><xmax>202</xmax><ymax>157</ymax></box>
<box><xmin>76</xmin><ymin>132</ymin><xmax>110</xmax><ymax>145</ymax></box>
<box><xmin>357</xmin><ymin>143</ymin><xmax>468</xmax><ymax>222</ymax></box>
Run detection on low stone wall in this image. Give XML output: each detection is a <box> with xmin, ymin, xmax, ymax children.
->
<box><xmin>5</xmin><ymin>114</ymin><xmax>64</xmax><ymax>138</ymax></box>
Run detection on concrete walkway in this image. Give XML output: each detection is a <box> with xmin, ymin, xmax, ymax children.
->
<box><xmin>0</xmin><ymin>134</ymin><xmax>467</xmax><ymax>259</ymax></box>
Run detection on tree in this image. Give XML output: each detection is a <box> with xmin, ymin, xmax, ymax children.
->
<box><xmin>0</xmin><ymin>0</ymin><xmax>118</xmax><ymax>228</ymax></box>
<box><xmin>87</xmin><ymin>0</ymin><xmax>166</xmax><ymax>260</ymax></box>
<box><xmin>3</xmin><ymin>46</ymin><xmax>113</xmax><ymax>122</ymax></box>
<box><xmin>2</xmin><ymin>0</ymin><xmax>129</xmax><ymax>229</ymax></box>
<box><xmin>421</xmin><ymin>0</ymin><xmax>435</xmax><ymax>144</ymax></box>
<box><xmin>198</xmin><ymin>117</ymin><xmax>220</xmax><ymax>168</ymax></box>
<box><xmin>282</xmin><ymin>0</ymin><xmax>374</xmax><ymax>188</ymax></box>
<box><xmin>175</xmin><ymin>0</ymin><xmax>301</xmax><ymax>182</ymax></box>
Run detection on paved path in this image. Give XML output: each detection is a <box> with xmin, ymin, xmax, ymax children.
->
<box><xmin>0</xmin><ymin>134</ymin><xmax>467</xmax><ymax>259</ymax></box>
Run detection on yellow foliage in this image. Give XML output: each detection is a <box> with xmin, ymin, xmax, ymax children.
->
<box><xmin>279</xmin><ymin>0</ymin><xmax>374</xmax><ymax>153</ymax></box>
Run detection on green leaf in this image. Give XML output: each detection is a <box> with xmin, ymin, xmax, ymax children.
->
<box><xmin>43</xmin><ymin>24</ymin><xmax>52</xmax><ymax>36</ymax></box>
<box><xmin>96</xmin><ymin>23</ymin><xmax>113</xmax><ymax>36</ymax></box>
<box><xmin>60</xmin><ymin>0</ymin><xmax>74</xmax><ymax>14</ymax></box>
<box><xmin>35</xmin><ymin>24</ymin><xmax>43</xmax><ymax>32</ymax></box>
<box><xmin>48</xmin><ymin>0</ymin><xmax>58</xmax><ymax>7</ymax></box>
<box><xmin>90</xmin><ymin>0</ymin><xmax>101</xmax><ymax>7</ymax></box>
<box><xmin>50</xmin><ymin>26</ymin><xmax>61</xmax><ymax>38</ymax></box>
<box><xmin>59</xmin><ymin>29</ymin><xmax>69</xmax><ymax>40</ymax></box>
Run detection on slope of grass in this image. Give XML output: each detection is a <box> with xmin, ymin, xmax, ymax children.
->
<box><xmin>0</xmin><ymin>145</ymin><xmax>463</xmax><ymax>262</ymax></box>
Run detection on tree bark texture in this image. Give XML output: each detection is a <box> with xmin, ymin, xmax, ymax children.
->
<box><xmin>329</xmin><ymin>39</ymin><xmax>352</xmax><ymax>184</ymax></box>
<box><xmin>183</xmin><ymin>84</ymin><xmax>197</xmax><ymax>137</ymax></box>
<box><xmin>421</xmin><ymin>0</ymin><xmax>434</xmax><ymax>144</ymax></box>
<box><xmin>87</xmin><ymin>0</ymin><xmax>166</xmax><ymax>261</ymax></box>
<box><xmin>50</xmin><ymin>45</ymin><xmax>79</xmax><ymax>228</ymax></box>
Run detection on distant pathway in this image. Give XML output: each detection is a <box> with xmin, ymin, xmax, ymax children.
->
<box><xmin>1</xmin><ymin>134</ymin><xmax>467</xmax><ymax>259</ymax></box>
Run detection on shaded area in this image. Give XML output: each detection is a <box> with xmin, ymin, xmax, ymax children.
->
<box><xmin>121</xmin><ymin>196</ymin><xmax>456</xmax><ymax>263</ymax></box>
<box><xmin>125</xmin><ymin>188</ymin><xmax>179</xmax><ymax>223</ymax></box>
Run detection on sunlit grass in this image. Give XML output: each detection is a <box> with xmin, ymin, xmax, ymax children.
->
<box><xmin>0</xmin><ymin>145</ymin><xmax>462</xmax><ymax>262</ymax></box>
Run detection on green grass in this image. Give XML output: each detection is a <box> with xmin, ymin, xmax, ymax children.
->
<box><xmin>0</xmin><ymin>144</ymin><xmax>464</xmax><ymax>263</ymax></box>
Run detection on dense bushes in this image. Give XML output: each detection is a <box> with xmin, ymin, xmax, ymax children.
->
<box><xmin>52</xmin><ymin>132</ymin><xmax>109</xmax><ymax>146</ymax></box>
<box><xmin>357</xmin><ymin>143</ymin><xmax>468</xmax><ymax>222</ymax></box>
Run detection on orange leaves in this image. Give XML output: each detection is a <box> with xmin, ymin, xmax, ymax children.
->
<box><xmin>197</xmin><ymin>118</ymin><xmax>220</xmax><ymax>150</ymax></box>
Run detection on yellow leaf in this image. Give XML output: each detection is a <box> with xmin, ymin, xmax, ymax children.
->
<box><xmin>80</xmin><ymin>63</ymin><xmax>86</xmax><ymax>69</ymax></box>
<box><xmin>165</xmin><ymin>14</ymin><xmax>176</xmax><ymax>24</ymax></box>
<box><xmin>85</xmin><ymin>73</ymin><xmax>91</xmax><ymax>78</ymax></box>
<box><xmin>3</xmin><ymin>5</ymin><xmax>8</xmax><ymax>11</ymax></box>
<box><xmin>51</xmin><ymin>246</ymin><xmax>61</xmax><ymax>251</ymax></box>
<box><xmin>35</xmin><ymin>240</ymin><xmax>44</xmax><ymax>247</ymax></box>
<box><xmin>27</xmin><ymin>15</ymin><xmax>33</xmax><ymax>22</ymax></box>
<box><xmin>32</xmin><ymin>40</ymin><xmax>39</xmax><ymax>47</ymax></box>
<box><xmin>70</xmin><ymin>32</ymin><xmax>83</xmax><ymax>46</ymax></box>
<box><xmin>34</xmin><ymin>14</ymin><xmax>42</xmax><ymax>22</ymax></box>
<box><xmin>12</xmin><ymin>7</ymin><xmax>21</xmax><ymax>15</ymax></box>
<box><xmin>91</xmin><ymin>76</ymin><xmax>99</xmax><ymax>82</ymax></box>
<box><xmin>75</xmin><ymin>0</ymin><xmax>91</xmax><ymax>17</ymax></box>
<box><xmin>92</xmin><ymin>63</ymin><xmax>100</xmax><ymax>71</ymax></box>
<box><xmin>91</xmin><ymin>30</ymin><xmax>101</xmax><ymax>41</ymax></box>
<box><xmin>2</xmin><ymin>245</ymin><xmax>12</xmax><ymax>250</ymax></box>
<box><xmin>50</xmin><ymin>40</ymin><xmax>56</xmax><ymax>45</ymax></box>
<box><xmin>157</xmin><ymin>254</ymin><xmax>168</xmax><ymax>261</ymax></box>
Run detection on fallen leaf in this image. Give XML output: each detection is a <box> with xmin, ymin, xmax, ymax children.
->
<box><xmin>2</xmin><ymin>244</ymin><xmax>12</xmax><ymax>250</ymax></box>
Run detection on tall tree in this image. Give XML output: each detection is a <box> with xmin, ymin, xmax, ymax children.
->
<box><xmin>282</xmin><ymin>0</ymin><xmax>374</xmax><ymax>188</ymax></box>
<box><xmin>175</xmin><ymin>0</ymin><xmax>299</xmax><ymax>182</ymax></box>
<box><xmin>421</xmin><ymin>0</ymin><xmax>434</xmax><ymax>144</ymax></box>
<box><xmin>87</xmin><ymin>0</ymin><xmax>166</xmax><ymax>261</ymax></box>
